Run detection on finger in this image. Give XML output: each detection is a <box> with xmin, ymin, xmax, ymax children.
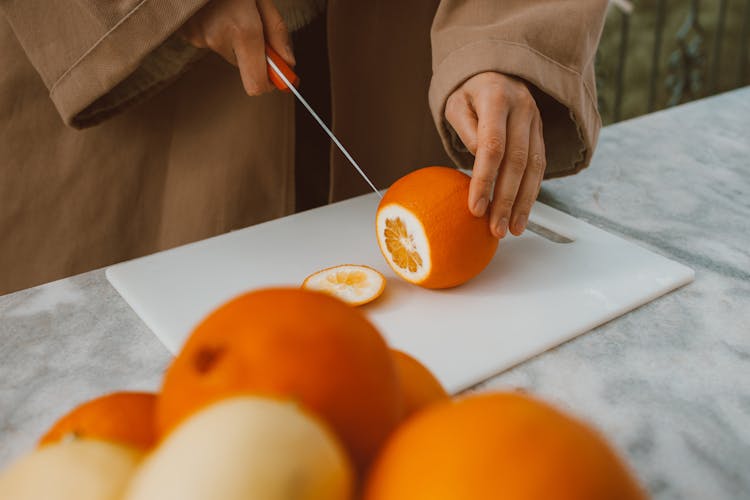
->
<box><xmin>232</xmin><ymin>7</ymin><xmax>273</xmax><ymax>95</ymax></box>
<box><xmin>489</xmin><ymin>107</ymin><xmax>532</xmax><ymax>238</ymax></box>
<box><xmin>204</xmin><ymin>28</ymin><xmax>237</xmax><ymax>66</ymax></box>
<box><xmin>179</xmin><ymin>20</ymin><xmax>207</xmax><ymax>49</ymax></box>
<box><xmin>469</xmin><ymin>95</ymin><xmax>509</xmax><ymax>218</ymax></box>
<box><xmin>534</xmin><ymin>116</ymin><xmax>546</xmax><ymax>195</ymax></box>
<box><xmin>257</xmin><ymin>0</ymin><xmax>295</xmax><ymax>66</ymax></box>
<box><xmin>445</xmin><ymin>93</ymin><xmax>479</xmax><ymax>155</ymax></box>
<box><xmin>509</xmin><ymin>114</ymin><xmax>546</xmax><ymax>236</ymax></box>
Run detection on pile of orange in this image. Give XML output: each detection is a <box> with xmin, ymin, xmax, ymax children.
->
<box><xmin>157</xmin><ymin>288</ymin><xmax>407</xmax><ymax>473</ymax></box>
<box><xmin>0</xmin><ymin>168</ymin><xmax>646</xmax><ymax>499</ymax></box>
<box><xmin>0</xmin><ymin>287</ymin><xmax>645</xmax><ymax>500</ymax></box>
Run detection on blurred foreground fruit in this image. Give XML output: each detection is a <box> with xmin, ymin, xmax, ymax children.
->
<box><xmin>0</xmin><ymin>439</ymin><xmax>142</xmax><ymax>500</ymax></box>
<box><xmin>157</xmin><ymin>288</ymin><xmax>402</xmax><ymax>472</ymax></box>
<box><xmin>391</xmin><ymin>349</ymin><xmax>448</xmax><ymax>419</ymax></box>
<box><xmin>302</xmin><ymin>264</ymin><xmax>386</xmax><ymax>306</ymax></box>
<box><xmin>125</xmin><ymin>397</ymin><xmax>352</xmax><ymax>500</ymax></box>
<box><xmin>376</xmin><ymin>167</ymin><xmax>498</xmax><ymax>289</ymax></box>
<box><xmin>39</xmin><ymin>391</ymin><xmax>156</xmax><ymax>450</ymax></box>
<box><xmin>364</xmin><ymin>392</ymin><xmax>646</xmax><ymax>500</ymax></box>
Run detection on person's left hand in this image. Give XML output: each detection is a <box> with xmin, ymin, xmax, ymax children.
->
<box><xmin>445</xmin><ymin>72</ymin><xmax>546</xmax><ymax>239</ymax></box>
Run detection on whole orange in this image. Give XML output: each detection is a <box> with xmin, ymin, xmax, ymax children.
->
<box><xmin>376</xmin><ymin>166</ymin><xmax>498</xmax><ymax>289</ymax></box>
<box><xmin>157</xmin><ymin>288</ymin><xmax>402</xmax><ymax>473</ymax></box>
<box><xmin>364</xmin><ymin>392</ymin><xmax>646</xmax><ymax>500</ymax></box>
<box><xmin>39</xmin><ymin>391</ymin><xmax>157</xmax><ymax>450</ymax></box>
<box><xmin>390</xmin><ymin>350</ymin><xmax>448</xmax><ymax>419</ymax></box>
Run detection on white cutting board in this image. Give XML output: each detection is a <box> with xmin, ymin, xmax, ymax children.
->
<box><xmin>106</xmin><ymin>194</ymin><xmax>693</xmax><ymax>394</ymax></box>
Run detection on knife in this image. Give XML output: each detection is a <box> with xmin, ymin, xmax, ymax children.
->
<box><xmin>265</xmin><ymin>45</ymin><xmax>383</xmax><ymax>198</ymax></box>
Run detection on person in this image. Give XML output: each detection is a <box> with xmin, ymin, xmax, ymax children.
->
<box><xmin>0</xmin><ymin>0</ymin><xmax>608</xmax><ymax>294</ymax></box>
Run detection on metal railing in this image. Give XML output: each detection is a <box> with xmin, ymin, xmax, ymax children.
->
<box><xmin>598</xmin><ymin>0</ymin><xmax>750</xmax><ymax>124</ymax></box>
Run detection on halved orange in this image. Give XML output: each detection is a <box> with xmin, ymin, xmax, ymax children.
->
<box><xmin>302</xmin><ymin>265</ymin><xmax>385</xmax><ymax>306</ymax></box>
<box><xmin>376</xmin><ymin>167</ymin><xmax>498</xmax><ymax>289</ymax></box>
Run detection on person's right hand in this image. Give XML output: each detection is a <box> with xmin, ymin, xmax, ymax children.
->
<box><xmin>180</xmin><ymin>0</ymin><xmax>295</xmax><ymax>96</ymax></box>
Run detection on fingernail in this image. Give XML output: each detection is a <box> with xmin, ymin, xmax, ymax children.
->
<box><xmin>472</xmin><ymin>197</ymin><xmax>488</xmax><ymax>216</ymax></box>
<box><xmin>494</xmin><ymin>217</ymin><xmax>509</xmax><ymax>238</ymax></box>
<box><xmin>513</xmin><ymin>213</ymin><xmax>528</xmax><ymax>234</ymax></box>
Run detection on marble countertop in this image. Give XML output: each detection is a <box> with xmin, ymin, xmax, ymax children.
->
<box><xmin>2</xmin><ymin>87</ymin><xmax>749</xmax><ymax>498</ymax></box>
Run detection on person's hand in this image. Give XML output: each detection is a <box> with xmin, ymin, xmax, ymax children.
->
<box><xmin>445</xmin><ymin>72</ymin><xmax>546</xmax><ymax>239</ymax></box>
<box><xmin>180</xmin><ymin>0</ymin><xmax>295</xmax><ymax>96</ymax></box>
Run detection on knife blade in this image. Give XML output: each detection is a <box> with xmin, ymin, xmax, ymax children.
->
<box><xmin>265</xmin><ymin>46</ymin><xmax>383</xmax><ymax>198</ymax></box>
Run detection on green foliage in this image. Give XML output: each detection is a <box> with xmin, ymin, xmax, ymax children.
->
<box><xmin>597</xmin><ymin>0</ymin><xmax>749</xmax><ymax>124</ymax></box>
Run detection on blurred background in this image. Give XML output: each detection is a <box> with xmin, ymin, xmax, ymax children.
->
<box><xmin>598</xmin><ymin>0</ymin><xmax>750</xmax><ymax>124</ymax></box>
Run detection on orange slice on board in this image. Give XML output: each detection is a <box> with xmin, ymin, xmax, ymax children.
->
<box><xmin>302</xmin><ymin>265</ymin><xmax>386</xmax><ymax>306</ymax></box>
<box><xmin>376</xmin><ymin>167</ymin><xmax>498</xmax><ymax>289</ymax></box>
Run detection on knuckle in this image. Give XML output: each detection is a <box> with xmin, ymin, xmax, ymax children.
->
<box><xmin>446</xmin><ymin>91</ymin><xmax>459</xmax><ymax>107</ymax></box>
<box><xmin>446</xmin><ymin>92</ymin><xmax>468</xmax><ymax>117</ymax></box>
<box><xmin>232</xmin><ymin>19</ymin><xmax>261</xmax><ymax>40</ymax></box>
<box><xmin>507</xmin><ymin>149</ymin><xmax>528</xmax><ymax>173</ymax></box>
<box><xmin>203</xmin><ymin>32</ymin><xmax>223</xmax><ymax>50</ymax></box>
<box><xmin>185</xmin><ymin>34</ymin><xmax>205</xmax><ymax>48</ymax></box>
<box><xmin>486</xmin><ymin>79</ymin><xmax>506</xmax><ymax>95</ymax></box>
<box><xmin>496</xmin><ymin>195</ymin><xmax>515</xmax><ymax>212</ymax></box>
<box><xmin>270</xmin><ymin>18</ymin><xmax>288</xmax><ymax>35</ymax></box>
<box><xmin>530</xmin><ymin>153</ymin><xmax>546</xmax><ymax>175</ymax></box>
<box><xmin>474</xmin><ymin>172</ymin><xmax>496</xmax><ymax>191</ymax></box>
<box><xmin>227</xmin><ymin>23</ymin><xmax>242</xmax><ymax>38</ymax></box>
<box><xmin>482</xmin><ymin>135</ymin><xmax>505</xmax><ymax>157</ymax></box>
<box><xmin>485</xmin><ymin>87</ymin><xmax>506</xmax><ymax>106</ymax></box>
<box><xmin>518</xmin><ymin>94</ymin><xmax>536</xmax><ymax>112</ymax></box>
<box><xmin>444</xmin><ymin>99</ymin><xmax>459</xmax><ymax>121</ymax></box>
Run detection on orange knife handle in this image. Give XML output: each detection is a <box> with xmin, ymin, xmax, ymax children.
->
<box><xmin>266</xmin><ymin>45</ymin><xmax>299</xmax><ymax>92</ymax></box>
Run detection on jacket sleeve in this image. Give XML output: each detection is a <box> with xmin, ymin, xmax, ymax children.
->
<box><xmin>0</xmin><ymin>0</ymin><xmax>209</xmax><ymax>128</ymax></box>
<box><xmin>429</xmin><ymin>0</ymin><xmax>608</xmax><ymax>178</ymax></box>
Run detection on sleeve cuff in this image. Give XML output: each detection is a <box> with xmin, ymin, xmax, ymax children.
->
<box><xmin>48</xmin><ymin>0</ymin><xmax>209</xmax><ymax>128</ymax></box>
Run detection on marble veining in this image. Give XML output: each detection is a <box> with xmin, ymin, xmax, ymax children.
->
<box><xmin>2</xmin><ymin>87</ymin><xmax>750</xmax><ymax>499</ymax></box>
<box><xmin>0</xmin><ymin>272</ymin><xmax>170</xmax><ymax>464</ymax></box>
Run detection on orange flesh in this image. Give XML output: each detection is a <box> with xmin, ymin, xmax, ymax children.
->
<box><xmin>327</xmin><ymin>269</ymin><xmax>368</xmax><ymax>287</ymax></box>
<box><xmin>384</xmin><ymin>218</ymin><xmax>422</xmax><ymax>273</ymax></box>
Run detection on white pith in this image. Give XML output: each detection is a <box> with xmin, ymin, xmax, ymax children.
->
<box><xmin>376</xmin><ymin>204</ymin><xmax>431</xmax><ymax>284</ymax></box>
<box><xmin>303</xmin><ymin>265</ymin><xmax>384</xmax><ymax>305</ymax></box>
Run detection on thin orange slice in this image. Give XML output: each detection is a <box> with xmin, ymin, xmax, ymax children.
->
<box><xmin>302</xmin><ymin>265</ymin><xmax>386</xmax><ymax>306</ymax></box>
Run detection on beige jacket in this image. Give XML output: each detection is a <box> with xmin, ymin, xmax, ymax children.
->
<box><xmin>0</xmin><ymin>0</ymin><xmax>607</xmax><ymax>294</ymax></box>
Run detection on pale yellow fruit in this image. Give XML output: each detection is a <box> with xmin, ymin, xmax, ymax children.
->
<box><xmin>125</xmin><ymin>396</ymin><xmax>353</xmax><ymax>500</ymax></box>
<box><xmin>0</xmin><ymin>439</ymin><xmax>142</xmax><ymax>500</ymax></box>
